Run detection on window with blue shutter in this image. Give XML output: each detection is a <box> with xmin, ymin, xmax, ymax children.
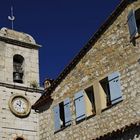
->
<box><xmin>53</xmin><ymin>105</ymin><xmax>61</xmax><ymax>131</ymax></box>
<box><xmin>127</xmin><ymin>10</ymin><xmax>138</xmax><ymax>39</ymax></box>
<box><xmin>127</xmin><ymin>8</ymin><xmax>140</xmax><ymax>40</ymax></box>
<box><xmin>59</xmin><ymin>102</ymin><xmax>65</xmax><ymax>127</ymax></box>
<box><xmin>100</xmin><ymin>71</ymin><xmax>122</xmax><ymax>108</ymax></box>
<box><xmin>53</xmin><ymin>98</ymin><xmax>72</xmax><ymax>132</ymax></box>
<box><xmin>74</xmin><ymin>90</ymin><xmax>86</xmax><ymax>121</ymax></box>
<box><xmin>108</xmin><ymin>72</ymin><xmax>122</xmax><ymax>105</ymax></box>
<box><xmin>64</xmin><ymin>98</ymin><xmax>71</xmax><ymax>126</ymax></box>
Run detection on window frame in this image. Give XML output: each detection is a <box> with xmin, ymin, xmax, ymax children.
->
<box><xmin>53</xmin><ymin>98</ymin><xmax>71</xmax><ymax>133</ymax></box>
<box><xmin>127</xmin><ymin>8</ymin><xmax>140</xmax><ymax>40</ymax></box>
<box><xmin>99</xmin><ymin>72</ymin><xmax>123</xmax><ymax>111</ymax></box>
<box><xmin>74</xmin><ymin>85</ymin><xmax>96</xmax><ymax>123</ymax></box>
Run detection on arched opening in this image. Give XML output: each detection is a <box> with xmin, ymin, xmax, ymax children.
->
<box><xmin>13</xmin><ymin>54</ymin><xmax>24</xmax><ymax>83</ymax></box>
<box><xmin>16</xmin><ymin>138</ymin><xmax>24</xmax><ymax>140</ymax></box>
<box><xmin>135</xmin><ymin>8</ymin><xmax>140</xmax><ymax>33</ymax></box>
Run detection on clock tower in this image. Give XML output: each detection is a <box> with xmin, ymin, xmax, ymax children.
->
<box><xmin>0</xmin><ymin>27</ymin><xmax>43</xmax><ymax>140</ymax></box>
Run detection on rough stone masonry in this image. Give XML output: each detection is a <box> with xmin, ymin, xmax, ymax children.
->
<box><xmin>38</xmin><ymin>0</ymin><xmax>140</xmax><ymax>140</ymax></box>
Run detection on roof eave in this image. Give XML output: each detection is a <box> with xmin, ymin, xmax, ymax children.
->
<box><xmin>32</xmin><ymin>0</ymin><xmax>130</xmax><ymax>109</ymax></box>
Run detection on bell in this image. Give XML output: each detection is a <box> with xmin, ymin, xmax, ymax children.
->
<box><xmin>13</xmin><ymin>72</ymin><xmax>23</xmax><ymax>83</ymax></box>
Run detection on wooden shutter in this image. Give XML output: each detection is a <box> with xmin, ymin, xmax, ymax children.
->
<box><xmin>64</xmin><ymin>98</ymin><xmax>71</xmax><ymax>126</ymax></box>
<box><xmin>53</xmin><ymin>105</ymin><xmax>61</xmax><ymax>131</ymax></box>
<box><xmin>127</xmin><ymin>10</ymin><xmax>138</xmax><ymax>39</ymax></box>
<box><xmin>108</xmin><ymin>72</ymin><xmax>122</xmax><ymax>105</ymax></box>
<box><xmin>74</xmin><ymin>90</ymin><xmax>86</xmax><ymax>121</ymax></box>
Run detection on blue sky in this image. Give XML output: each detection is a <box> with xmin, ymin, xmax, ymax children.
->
<box><xmin>0</xmin><ymin>0</ymin><xmax>120</xmax><ymax>85</ymax></box>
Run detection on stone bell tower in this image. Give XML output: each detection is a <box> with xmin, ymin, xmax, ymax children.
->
<box><xmin>0</xmin><ymin>27</ymin><xmax>43</xmax><ymax>140</ymax></box>
<box><xmin>0</xmin><ymin>27</ymin><xmax>40</xmax><ymax>85</ymax></box>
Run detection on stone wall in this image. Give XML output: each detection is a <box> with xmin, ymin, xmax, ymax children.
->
<box><xmin>0</xmin><ymin>28</ymin><xmax>42</xmax><ymax>140</ymax></box>
<box><xmin>0</xmin><ymin>86</ymin><xmax>41</xmax><ymax>140</ymax></box>
<box><xmin>0</xmin><ymin>29</ymin><xmax>40</xmax><ymax>87</ymax></box>
<box><xmin>39</xmin><ymin>1</ymin><xmax>140</xmax><ymax>140</ymax></box>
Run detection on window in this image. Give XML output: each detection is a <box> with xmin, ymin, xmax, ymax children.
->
<box><xmin>53</xmin><ymin>98</ymin><xmax>71</xmax><ymax>132</ymax></box>
<box><xmin>74</xmin><ymin>86</ymin><xmax>95</xmax><ymax>122</ymax></box>
<box><xmin>13</xmin><ymin>54</ymin><xmax>24</xmax><ymax>83</ymax></box>
<box><xmin>135</xmin><ymin>9</ymin><xmax>140</xmax><ymax>33</ymax></box>
<box><xmin>85</xmin><ymin>86</ymin><xmax>96</xmax><ymax>116</ymax></box>
<box><xmin>99</xmin><ymin>72</ymin><xmax>122</xmax><ymax>110</ymax></box>
<box><xmin>128</xmin><ymin>9</ymin><xmax>140</xmax><ymax>39</ymax></box>
<box><xmin>100</xmin><ymin>77</ymin><xmax>111</xmax><ymax>107</ymax></box>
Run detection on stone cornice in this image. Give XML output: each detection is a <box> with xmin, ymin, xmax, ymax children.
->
<box><xmin>0</xmin><ymin>82</ymin><xmax>44</xmax><ymax>93</ymax></box>
<box><xmin>0</xmin><ymin>36</ymin><xmax>41</xmax><ymax>49</ymax></box>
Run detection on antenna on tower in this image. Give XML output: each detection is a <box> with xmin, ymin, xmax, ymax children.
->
<box><xmin>8</xmin><ymin>6</ymin><xmax>15</xmax><ymax>30</ymax></box>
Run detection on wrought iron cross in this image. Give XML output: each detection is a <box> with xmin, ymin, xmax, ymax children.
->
<box><xmin>8</xmin><ymin>6</ymin><xmax>15</xmax><ymax>30</ymax></box>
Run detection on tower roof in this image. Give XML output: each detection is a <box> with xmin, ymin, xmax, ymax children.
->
<box><xmin>0</xmin><ymin>27</ymin><xmax>41</xmax><ymax>48</ymax></box>
<box><xmin>0</xmin><ymin>27</ymin><xmax>36</xmax><ymax>44</ymax></box>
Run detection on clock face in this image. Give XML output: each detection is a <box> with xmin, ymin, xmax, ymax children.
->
<box><xmin>12</xmin><ymin>98</ymin><xmax>28</xmax><ymax>113</ymax></box>
<box><xmin>9</xmin><ymin>94</ymin><xmax>31</xmax><ymax>117</ymax></box>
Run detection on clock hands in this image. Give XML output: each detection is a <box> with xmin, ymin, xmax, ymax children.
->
<box><xmin>9</xmin><ymin>95</ymin><xmax>31</xmax><ymax>117</ymax></box>
<box><xmin>19</xmin><ymin>100</ymin><xmax>22</xmax><ymax>107</ymax></box>
<box><xmin>16</xmin><ymin>100</ymin><xmax>21</xmax><ymax>107</ymax></box>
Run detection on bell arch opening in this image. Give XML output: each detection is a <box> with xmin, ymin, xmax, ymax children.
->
<box><xmin>16</xmin><ymin>138</ymin><xmax>24</xmax><ymax>140</ymax></box>
<box><xmin>13</xmin><ymin>54</ymin><xmax>24</xmax><ymax>83</ymax></box>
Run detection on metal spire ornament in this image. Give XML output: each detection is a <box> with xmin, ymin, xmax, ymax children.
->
<box><xmin>8</xmin><ymin>6</ymin><xmax>15</xmax><ymax>30</ymax></box>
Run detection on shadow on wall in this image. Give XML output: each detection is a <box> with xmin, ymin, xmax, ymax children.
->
<box><xmin>97</xmin><ymin>123</ymin><xmax>140</xmax><ymax>140</ymax></box>
<box><xmin>37</xmin><ymin>98</ymin><xmax>53</xmax><ymax>113</ymax></box>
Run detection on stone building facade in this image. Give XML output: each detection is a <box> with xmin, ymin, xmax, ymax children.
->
<box><xmin>0</xmin><ymin>28</ymin><xmax>43</xmax><ymax>140</ymax></box>
<box><xmin>33</xmin><ymin>0</ymin><xmax>140</xmax><ymax>140</ymax></box>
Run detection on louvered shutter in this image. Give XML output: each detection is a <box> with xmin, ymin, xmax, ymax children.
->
<box><xmin>64</xmin><ymin>98</ymin><xmax>71</xmax><ymax>126</ymax></box>
<box><xmin>108</xmin><ymin>72</ymin><xmax>122</xmax><ymax>105</ymax></box>
<box><xmin>74</xmin><ymin>90</ymin><xmax>86</xmax><ymax>121</ymax></box>
<box><xmin>53</xmin><ymin>105</ymin><xmax>61</xmax><ymax>131</ymax></box>
<box><xmin>127</xmin><ymin>10</ymin><xmax>138</xmax><ymax>39</ymax></box>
